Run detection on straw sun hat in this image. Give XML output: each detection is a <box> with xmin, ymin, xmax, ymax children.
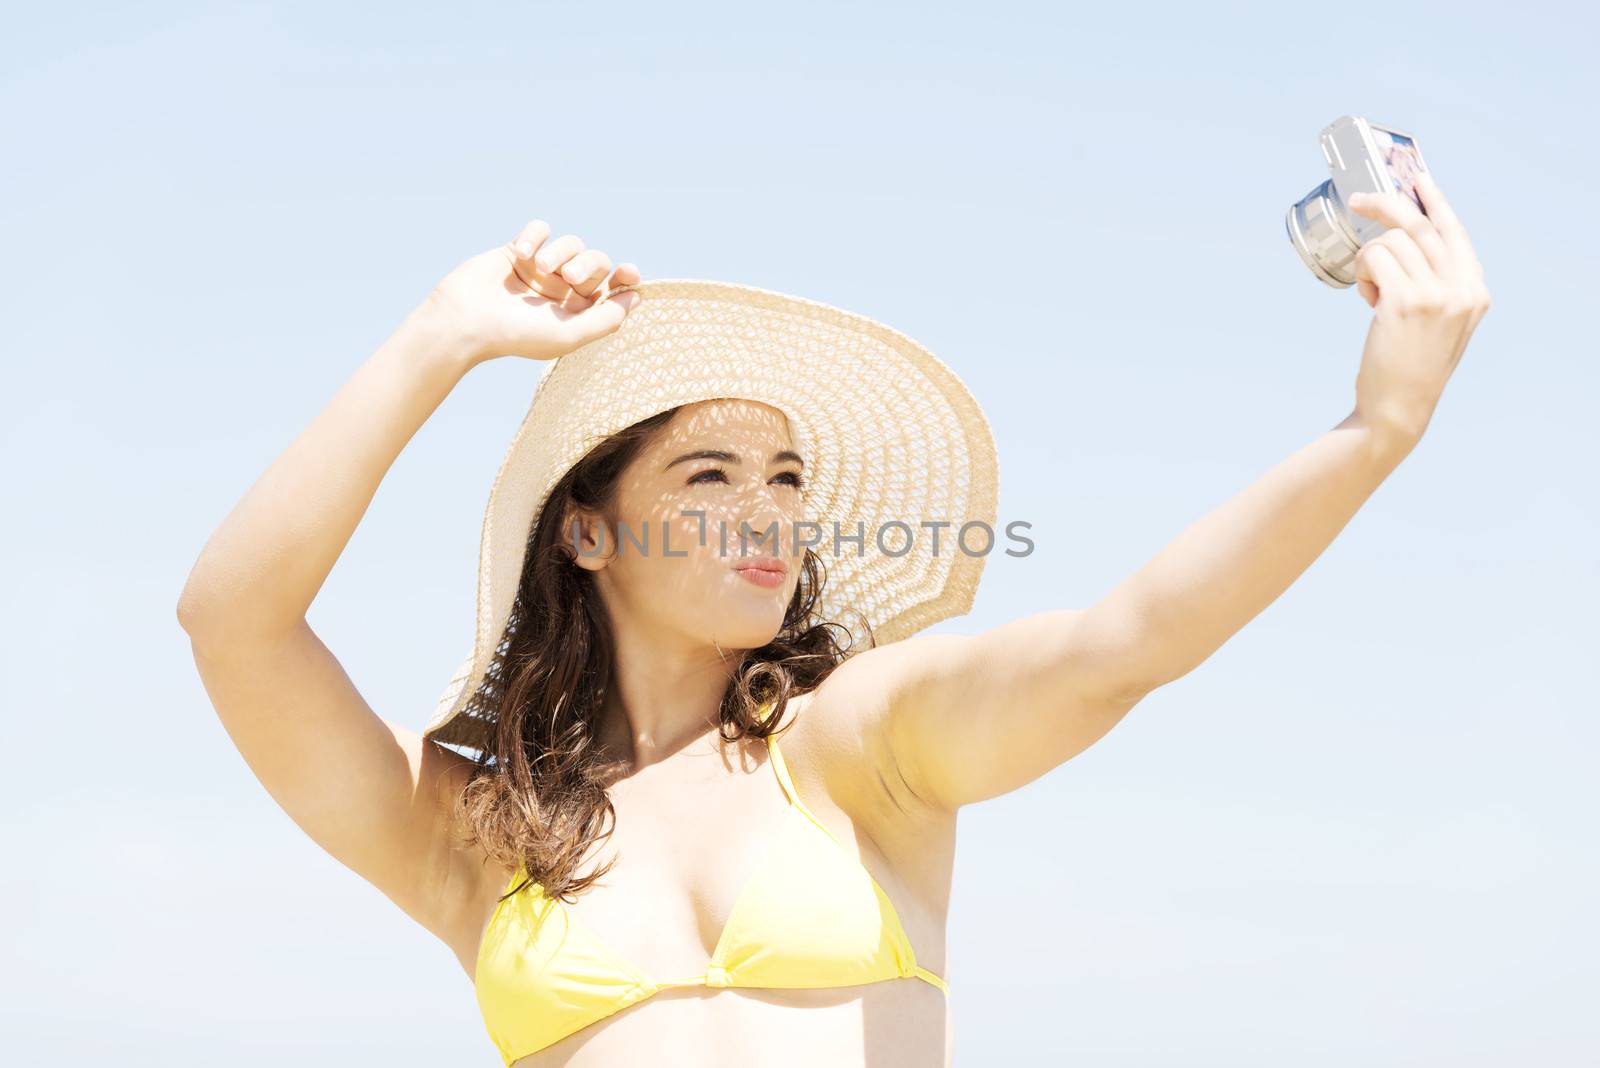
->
<box><xmin>424</xmin><ymin>277</ymin><xmax>999</xmax><ymax>753</ymax></box>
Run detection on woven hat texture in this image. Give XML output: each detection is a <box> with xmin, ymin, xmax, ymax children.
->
<box><xmin>424</xmin><ymin>277</ymin><xmax>998</xmax><ymax>752</ymax></box>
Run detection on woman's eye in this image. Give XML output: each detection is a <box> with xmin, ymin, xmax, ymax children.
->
<box><xmin>687</xmin><ymin>467</ymin><xmax>805</xmax><ymax>490</ymax></box>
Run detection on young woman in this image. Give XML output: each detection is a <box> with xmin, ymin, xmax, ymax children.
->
<box><xmin>178</xmin><ymin>176</ymin><xmax>1489</xmax><ymax>1067</ymax></box>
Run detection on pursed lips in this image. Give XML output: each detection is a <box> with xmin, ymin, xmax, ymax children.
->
<box><xmin>732</xmin><ymin>557</ymin><xmax>788</xmax><ymax>575</ymax></box>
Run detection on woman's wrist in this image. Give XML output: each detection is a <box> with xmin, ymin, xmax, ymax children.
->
<box><xmin>396</xmin><ymin>296</ymin><xmax>490</xmax><ymax>380</ymax></box>
<box><xmin>1337</xmin><ymin>404</ymin><xmax>1424</xmax><ymax>471</ymax></box>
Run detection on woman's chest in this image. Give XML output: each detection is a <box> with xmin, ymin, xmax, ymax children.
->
<box><xmin>467</xmin><ymin>706</ymin><xmax>958</xmax><ymax>1065</ymax></box>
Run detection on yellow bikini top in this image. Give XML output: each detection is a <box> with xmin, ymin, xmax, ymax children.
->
<box><xmin>473</xmin><ymin>707</ymin><xmax>949</xmax><ymax>1064</ymax></box>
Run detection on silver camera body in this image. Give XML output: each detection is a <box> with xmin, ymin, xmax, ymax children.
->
<box><xmin>1286</xmin><ymin>115</ymin><xmax>1431</xmax><ymax>288</ymax></box>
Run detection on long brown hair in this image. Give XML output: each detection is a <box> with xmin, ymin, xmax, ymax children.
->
<box><xmin>446</xmin><ymin>405</ymin><xmax>865</xmax><ymax>904</ymax></box>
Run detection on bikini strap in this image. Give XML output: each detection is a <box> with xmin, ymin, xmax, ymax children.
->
<box><xmin>765</xmin><ymin>733</ymin><xmax>843</xmax><ymax>846</ymax></box>
<box><xmin>764</xmin><ymin>732</ymin><xmax>805</xmax><ymax>811</ymax></box>
<box><xmin>758</xmin><ymin>699</ymin><xmax>796</xmax><ymax>800</ymax></box>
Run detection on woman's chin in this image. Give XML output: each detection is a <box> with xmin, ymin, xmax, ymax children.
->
<box><xmin>712</xmin><ymin>601</ymin><xmax>788</xmax><ymax>648</ymax></box>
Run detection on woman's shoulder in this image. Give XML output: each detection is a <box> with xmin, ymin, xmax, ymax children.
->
<box><xmin>774</xmin><ymin>649</ymin><xmax>946</xmax><ymax>839</ymax></box>
<box><xmin>777</xmin><ymin>641</ymin><xmax>917</xmax><ymax>755</ymax></box>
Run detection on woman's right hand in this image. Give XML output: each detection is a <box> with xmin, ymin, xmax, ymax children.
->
<box><xmin>421</xmin><ymin>218</ymin><xmax>642</xmax><ymax>369</ymax></box>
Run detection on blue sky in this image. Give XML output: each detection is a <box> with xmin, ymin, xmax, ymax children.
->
<box><xmin>3</xmin><ymin>1</ymin><xmax>1596</xmax><ymax>1063</ymax></box>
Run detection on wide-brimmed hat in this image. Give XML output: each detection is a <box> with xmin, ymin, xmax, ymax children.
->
<box><xmin>424</xmin><ymin>277</ymin><xmax>998</xmax><ymax>752</ymax></box>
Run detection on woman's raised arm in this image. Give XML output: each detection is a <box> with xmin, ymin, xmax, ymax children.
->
<box><xmin>176</xmin><ymin>220</ymin><xmax>639</xmax><ymax>956</ymax></box>
<box><xmin>861</xmin><ymin>171</ymin><xmax>1492</xmax><ymax>814</ymax></box>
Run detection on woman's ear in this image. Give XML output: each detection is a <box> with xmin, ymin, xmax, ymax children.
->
<box><xmin>562</xmin><ymin>506</ymin><xmax>613</xmax><ymax>571</ymax></box>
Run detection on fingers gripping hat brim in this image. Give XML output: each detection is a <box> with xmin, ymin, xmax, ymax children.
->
<box><xmin>424</xmin><ymin>278</ymin><xmax>998</xmax><ymax>752</ymax></box>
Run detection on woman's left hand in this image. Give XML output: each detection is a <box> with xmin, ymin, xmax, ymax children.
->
<box><xmin>1346</xmin><ymin>170</ymin><xmax>1492</xmax><ymax>445</ymax></box>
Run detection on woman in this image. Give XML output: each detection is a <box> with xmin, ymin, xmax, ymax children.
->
<box><xmin>178</xmin><ymin>176</ymin><xmax>1490</xmax><ymax>1067</ymax></box>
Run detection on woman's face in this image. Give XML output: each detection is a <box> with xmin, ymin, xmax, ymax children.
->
<box><xmin>571</xmin><ymin>399</ymin><xmax>808</xmax><ymax>652</ymax></box>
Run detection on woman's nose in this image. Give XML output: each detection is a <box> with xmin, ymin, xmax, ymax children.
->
<box><xmin>738</xmin><ymin>503</ymin><xmax>788</xmax><ymax>556</ymax></box>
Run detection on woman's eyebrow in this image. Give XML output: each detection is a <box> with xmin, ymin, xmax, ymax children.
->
<box><xmin>664</xmin><ymin>449</ymin><xmax>805</xmax><ymax>470</ymax></box>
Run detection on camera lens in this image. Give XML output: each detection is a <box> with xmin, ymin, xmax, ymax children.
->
<box><xmin>1286</xmin><ymin>178</ymin><xmax>1360</xmax><ymax>288</ymax></box>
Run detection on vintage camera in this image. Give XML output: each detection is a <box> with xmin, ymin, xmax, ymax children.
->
<box><xmin>1286</xmin><ymin>115</ymin><xmax>1431</xmax><ymax>288</ymax></box>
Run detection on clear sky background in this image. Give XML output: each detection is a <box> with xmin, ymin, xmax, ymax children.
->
<box><xmin>4</xmin><ymin>2</ymin><xmax>1596</xmax><ymax>1064</ymax></box>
